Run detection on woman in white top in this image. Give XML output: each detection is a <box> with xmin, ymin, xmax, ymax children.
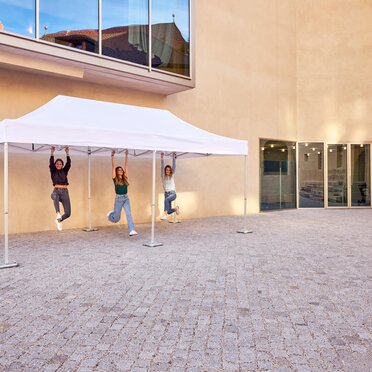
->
<box><xmin>160</xmin><ymin>152</ymin><xmax>180</xmax><ymax>220</ymax></box>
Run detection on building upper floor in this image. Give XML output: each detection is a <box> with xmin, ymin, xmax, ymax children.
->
<box><xmin>0</xmin><ymin>0</ymin><xmax>194</xmax><ymax>95</ymax></box>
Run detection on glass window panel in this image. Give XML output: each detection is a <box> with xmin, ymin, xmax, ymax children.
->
<box><xmin>351</xmin><ymin>144</ymin><xmax>370</xmax><ymax>206</ymax></box>
<box><xmin>0</xmin><ymin>0</ymin><xmax>35</xmax><ymax>37</ymax></box>
<box><xmin>152</xmin><ymin>0</ymin><xmax>190</xmax><ymax>76</ymax></box>
<box><xmin>260</xmin><ymin>139</ymin><xmax>297</xmax><ymax>211</ymax></box>
<box><xmin>39</xmin><ymin>1</ymin><xmax>98</xmax><ymax>54</ymax></box>
<box><xmin>328</xmin><ymin>144</ymin><xmax>347</xmax><ymax>207</ymax></box>
<box><xmin>298</xmin><ymin>142</ymin><xmax>324</xmax><ymax>208</ymax></box>
<box><xmin>102</xmin><ymin>0</ymin><xmax>148</xmax><ymax>66</ymax></box>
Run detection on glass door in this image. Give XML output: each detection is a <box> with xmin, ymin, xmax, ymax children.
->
<box><xmin>260</xmin><ymin>139</ymin><xmax>296</xmax><ymax>210</ymax></box>
<box><xmin>351</xmin><ymin>144</ymin><xmax>370</xmax><ymax>206</ymax></box>
<box><xmin>327</xmin><ymin>144</ymin><xmax>348</xmax><ymax>207</ymax></box>
<box><xmin>298</xmin><ymin>142</ymin><xmax>324</xmax><ymax>208</ymax></box>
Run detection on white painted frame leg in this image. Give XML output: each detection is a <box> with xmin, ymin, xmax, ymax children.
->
<box><xmin>144</xmin><ymin>150</ymin><xmax>163</xmax><ymax>247</ymax></box>
<box><xmin>237</xmin><ymin>155</ymin><xmax>253</xmax><ymax>234</ymax></box>
<box><xmin>168</xmin><ymin>200</ymin><xmax>181</xmax><ymax>224</ymax></box>
<box><xmin>0</xmin><ymin>142</ymin><xmax>18</xmax><ymax>269</ymax></box>
<box><xmin>83</xmin><ymin>148</ymin><xmax>98</xmax><ymax>232</ymax></box>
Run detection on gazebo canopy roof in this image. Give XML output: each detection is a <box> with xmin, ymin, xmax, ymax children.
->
<box><xmin>0</xmin><ymin>95</ymin><xmax>248</xmax><ymax>157</ymax></box>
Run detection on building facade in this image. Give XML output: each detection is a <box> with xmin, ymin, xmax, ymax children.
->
<box><xmin>1</xmin><ymin>0</ymin><xmax>372</xmax><ymax>233</ymax></box>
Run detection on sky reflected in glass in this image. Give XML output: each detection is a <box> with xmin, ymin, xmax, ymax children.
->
<box><xmin>0</xmin><ymin>0</ymin><xmax>35</xmax><ymax>37</ymax></box>
<box><xmin>152</xmin><ymin>0</ymin><xmax>189</xmax><ymax>41</ymax></box>
<box><xmin>0</xmin><ymin>0</ymin><xmax>190</xmax><ymax>75</ymax></box>
<box><xmin>39</xmin><ymin>0</ymin><xmax>98</xmax><ymax>36</ymax></box>
<box><xmin>103</xmin><ymin>0</ymin><xmax>147</xmax><ymax>29</ymax></box>
<box><xmin>102</xmin><ymin>0</ymin><xmax>148</xmax><ymax>65</ymax></box>
<box><xmin>0</xmin><ymin>0</ymin><xmax>189</xmax><ymax>40</ymax></box>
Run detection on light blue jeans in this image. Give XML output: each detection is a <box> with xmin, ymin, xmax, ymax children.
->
<box><xmin>164</xmin><ymin>191</ymin><xmax>177</xmax><ymax>214</ymax></box>
<box><xmin>108</xmin><ymin>194</ymin><xmax>135</xmax><ymax>232</ymax></box>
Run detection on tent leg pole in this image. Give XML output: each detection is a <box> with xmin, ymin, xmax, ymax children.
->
<box><xmin>0</xmin><ymin>142</ymin><xmax>18</xmax><ymax>269</ymax></box>
<box><xmin>144</xmin><ymin>150</ymin><xmax>163</xmax><ymax>247</ymax></box>
<box><xmin>83</xmin><ymin>148</ymin><xmax>98</xmax><ymax>232</ymax></box>
<box><xmin>237</xmin><ymin>155</ymin><xmax>253</xmax><ymax>234</ymax></box>
<box><xmin>168</xmin><ymin>200</ymin><xmax>181</xmax><ymax>223</ymax></box>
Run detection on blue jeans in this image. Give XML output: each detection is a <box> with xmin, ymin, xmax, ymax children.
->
<box><xmin>164</xmin><ymin>191</ymin><xmax>177</xmax><ymax>214</ymax></box>
<box><xmin>108</xmin><ymin>194</ymin><xmax>135</xmax><ymax>232</ymax></box>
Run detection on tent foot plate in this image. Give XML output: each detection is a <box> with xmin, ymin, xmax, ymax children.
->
<box><xmin>237</xmin><ymin>230</ymin><xmax>253</xmax><ymax>234</ymax></box>
<box><xmin>83</xmin><ymin>227</ymin><xmax>99</xmax><ymax>232</ymax></box>
<box><xmin>169</xmin><ymin>220</ymin><xmax>181</xmax><ymax>224</ymax></box>
<box><xmin>143</xmin><ymin>242</ymin><xmax>163</xmax><ymax>247</ymax></box>
<box><xmin>0</xmin><ymin>261</ymin><xmax>18</xmax><ymax>269</ymax></box>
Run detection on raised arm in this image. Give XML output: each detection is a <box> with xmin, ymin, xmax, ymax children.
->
<box><xmin>64</xmin><ymin>147</ymin><xmax>71</xmax><ymax>173</ymax></box>
<box><xmin>172</xmin><ymin>153</ymin><xmax>176</xmax><ymax>174</ymax></box>
<box><xmin>161</xmin><ymin>152</ymin><xmax>165</xmax><ymax>179</ymax></box>
<box><xmin>49</xmin><ymin>146</ymin><xmax>56</xmax><ymax>172</ymax></box>
<box><xmin>124</xmin><ymin>149</ymin><xmax>129</xmax><ymax>176</ymax></box>
<box><xmin>111</xmin><ymin>150</ymin><xmax>116</xmax><ymax>178</ymax></box>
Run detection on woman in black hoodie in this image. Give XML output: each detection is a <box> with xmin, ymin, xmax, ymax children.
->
<box><xmin>49</xmin><ymin>146</ymin><xmax>71</xmax><ymax>231</ymax></box>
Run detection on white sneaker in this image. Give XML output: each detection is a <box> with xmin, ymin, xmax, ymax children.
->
<box><xmin>160</xmin><ymin>214</ymin><xmax>168</xmax><ymax>220</ymax></box>
<box><xmin>175</xmin><ymin>206</ymin><xmax>180</xmax><ymax>215</ymax></box>
<box><xmin>56</xmin><ymin>212</ymin><xmax>62</xmax><ymax>220</ymax></box>
<box><xmin>106</xmin><ymin>210</ymin><xmax>114</xmax><ymax>218</ymax></box>
<box><xmin>56</xmin><ymin>218</ymin><xmax>63</xmax><ymax>231</ymax></box>
<box><xmin>129</xmin><ymin>230</ymin><xmax>138</xmax><ymax>236</ymax></box>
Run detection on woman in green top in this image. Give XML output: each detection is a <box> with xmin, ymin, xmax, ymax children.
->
<box><xmin>107</xmin><ymin>150</ymin><xmax>137</xmax><ymax>236</ymax></box>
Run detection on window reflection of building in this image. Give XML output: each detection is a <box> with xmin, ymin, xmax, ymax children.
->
<box><xmin>40</xmin><ymin>22</ymin><xmax>189</xmax><ymax>74</ymax></box>
<box><xmin>41</xmin><ymin>29</ymin><xmax>99</xmax><ymax>54</ymax></box>
<box><xmin>152</xmin><ymin>23</ymin><xmax>190</xmax><ymax>76</ymax></box>
<box><xmin>1</xmin><ymin>0</ymin><xmax>191</xmax><ymax>77</ymax></box>
<box><xmin>103</xmin><ymin>25</ymin><xmax>149</xmax><ymax>66</ymax></box>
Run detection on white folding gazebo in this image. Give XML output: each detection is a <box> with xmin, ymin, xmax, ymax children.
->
<box><xmin>0</xmin><ymin>95</ymin><xmax>250</xmax><ymax>269</ymax></box>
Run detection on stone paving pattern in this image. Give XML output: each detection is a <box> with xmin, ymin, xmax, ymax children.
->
<box><xmin>0</xmin><ymin>209</ymin><xmax>371</xmax><ymax>371</ymax></box>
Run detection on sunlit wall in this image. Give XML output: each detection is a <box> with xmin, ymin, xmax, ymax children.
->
<box><xmin>296</xmin><ymin>0</ymin><xmax>372</xmax><ymax>142</ymax></box>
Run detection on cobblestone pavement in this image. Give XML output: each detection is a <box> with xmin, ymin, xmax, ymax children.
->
<box><xmin>0</xmin><ymin>209</ymin><xmax>371</xmax><ymax>372</ymax></box>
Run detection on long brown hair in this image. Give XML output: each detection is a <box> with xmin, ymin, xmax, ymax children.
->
<box><xmin>164</xmin><ymin>165</ymin><xmax>173</xmax><ymax>177</ymax></box>
<box><xmin>114</xmin><ymin>166</ymin><xmax>129</xmax><ymax>186</ymax></box>
<box><xmin>55</xmin><ymin>158</ymin><xmax>64</xmax><ymax>167</ymax></box>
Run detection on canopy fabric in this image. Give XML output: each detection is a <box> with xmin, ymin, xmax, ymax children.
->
<box><xmin>0</xmin><ymin>95</ymin><xmax>248</xmax><ymax>157</ymax></box>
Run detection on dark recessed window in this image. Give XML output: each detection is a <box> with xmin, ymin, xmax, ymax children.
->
<box><xmin>260</xmin><ymin>139</ymin><xmax>297</xmax><ymax>211</ymax></box>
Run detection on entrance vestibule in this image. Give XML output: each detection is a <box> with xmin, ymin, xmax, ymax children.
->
<box><xmin>260</xmin><ymin>139</ymin><xmax>371</xmax><ymax>211</ymax></box>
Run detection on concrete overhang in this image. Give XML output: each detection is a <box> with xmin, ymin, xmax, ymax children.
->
<box><xmin>0</xmin><ymin>32</ymin><xmax>194</xmax><ymax>95</ymax></box>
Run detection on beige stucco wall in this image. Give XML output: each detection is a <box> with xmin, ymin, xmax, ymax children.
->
<box><xmin>296</xmin><ymin>0</ymin><xmax>372</xmax><ymax>142</ymax></box>
<box><xmin>0</xmin><ymin>69</ymin><xmax>166</xmax><ymax>233</ymax></box>
<box><xmin>0</xmin><ymin>0</ymin><xmax>297</xmax><ymax>233</ymax></box>
<box><xmin>167</xmin><ymin>0</ymin><xmax>297</xmax><ymax>214</ymax></box>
